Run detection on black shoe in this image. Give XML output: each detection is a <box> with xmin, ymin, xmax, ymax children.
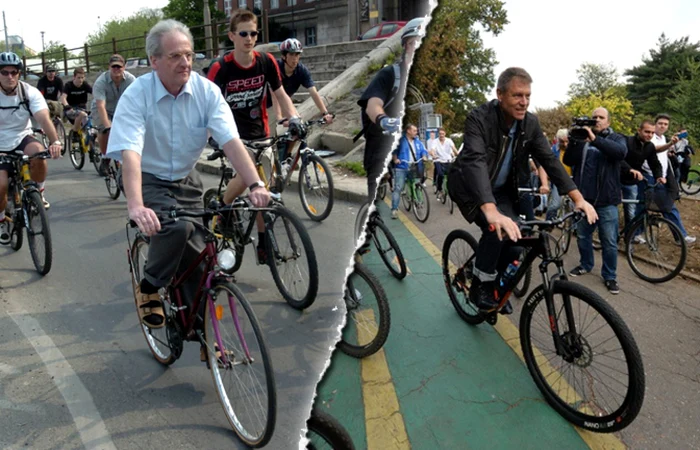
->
<box><xmin>256</xmin><ymin>245</ymin><xmax>268</xmax><ymax>265</ymax></box>
<box><xmin>604</xmin><ymin>279</ymin><xmax>620</xmax><ymax>295</ymax></box>
<box><xmin>71</xmin><ymin>132</ymin><xmax>80</xmax><ymax>143</ymax></box>
<box><xmin>569</xmin><ymin>266</ymin><xmax>590</xmax><ymax>277</ymax></box>
<box><xmin>499</xmin><ymin>300</ymin><xmax>514</xmax><ymax>315</ymax></box>
<box><xmin>469</xmin><ymin>279</ymin><xmax>499</xmax><ymax>311</ymax></box>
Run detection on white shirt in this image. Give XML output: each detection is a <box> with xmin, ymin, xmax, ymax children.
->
<box><xmin>106</xmin><ymin>72</ymin><xmax>240</xmax><ymax>181</ymax></box>
<box><xmin>0</xmin><ymin>82</ymin><xmax>48</xmax><ymax>151</ymax></box>
<box><xmin>431</xmin><ymin>137</ymin><xmax>456</xmax><ymax>162</ymax></box>
<box><xmin>643</xmin><ymin>133</ymin><xmax>668</xmax><ymax>177</ymax></box>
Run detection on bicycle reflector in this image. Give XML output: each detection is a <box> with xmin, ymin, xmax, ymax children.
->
<box><xmin>216</xmin><ymin>305</ymin><xmax>224</xmax><ymax>321</ymax></box>
<box><xmin>218</xmin><ymin>249</ymin><xmax>236</xmax><ymax>272</ymax></box>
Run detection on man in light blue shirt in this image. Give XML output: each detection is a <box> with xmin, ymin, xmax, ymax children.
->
<box><xmin>107</xmin><ymin>19</ymin><xmax>269</xmax><ymax>329</ymax></box>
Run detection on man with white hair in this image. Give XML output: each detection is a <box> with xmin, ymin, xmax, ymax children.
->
<box><xmin>106</xmin><ymin>19</ymin><xmax>269</xmax><ymax>329</ymax></box>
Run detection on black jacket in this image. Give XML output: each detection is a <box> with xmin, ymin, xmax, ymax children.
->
<box><xmin>621</xmin><ymin>134</ymin><xmax>663</xmax><ymax>185</ymax></box>
<box><xmin>448</xmin><ymin>100</ymin><xmax>576</xmax><ymax>222</ymax></box>
<box><xmin>563</xmin><ymin>128</ymin><xmax>627</xmax><ymax>207</ymax></box>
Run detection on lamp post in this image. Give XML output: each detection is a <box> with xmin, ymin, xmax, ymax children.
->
<box><xmin>40</xmin><ymin>30</ymin><xmax>45</xmax><ymax>52</ymax></box>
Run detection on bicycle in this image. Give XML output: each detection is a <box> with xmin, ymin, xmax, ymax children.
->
<box><xmin>680</xmin><ymin>162</ymin><xmax>700</xmax><ymax>195</ymax></box>
<box><xmin>353</xmin><ymin>201</ymin><xmax>407</xmax><ymax>280</ymax></box>
<box><xmin>1</xmin><ymin>150</ymin><xmax>53</xmax><ymax>275</ymax></box>
<box><xmin>399</xmin><ymin>160</ymin><xmax>430</xmax><ymax>223</ymax></box>
<box><xmin>435</xmin><ymin>160</ymin><xmax>454</xmax><ymax>214</ymax></box>
<box><xmin>305</xmin><ymin>407</ymin><xmax>356</xmax><ymax>450</ymax></box>
<box><xmin>127</xmin><ymin>205</ymin><xmax>276</xmax><ymax>447</ymax></box>
<box><xmin>376</xmin><ymin>170</ymin><xmax>392</xmax><ymax>201</ymax></box>
<box><xmin>337</xmin><ymin>260</ymin><xmax>390</xmax><ymax>358</ymax></box>
<box><xmin>442</xmin><ymin>210</ymin><xmax>645</xmax><ymax>433</ymax></box>
<box><xmin>66</xmin><ymin>109</ymin><xmax>102</xmax><ymax>173</ymax></box>
<box><xmin>104</xmin><ymin>159</ymin><xmax>122</xmax><ymax>200</ymax></box>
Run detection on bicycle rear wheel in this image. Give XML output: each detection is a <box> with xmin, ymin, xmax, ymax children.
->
<box><xmin>129</xmin><ymin>236</ymin><xmax>179</xmax><ymax>366</ymax></box>
<box><xmin>25</xmin><ymin>190</ymin><xmax>52</xmax><ymax>275</ymax></box>
<box><xmin>53</xmin><ymin>118</ymin><xmax>66</xmax><ymax>150</ymax></box>
<box><xmin>442</xmin><ymin>229</ymin><xmax>484</xmax><ymax>325</ymax></box>
<box><xmin>412</xmin><ymin>183</ymin><xmax>430</xmax><ymax>223</ymax></box>
<box><xmin>680</xmin><ymin>169</ymin><xmax>700</xmax><ymax>195</ymax></box>
<box><xmin>91</xmin><ymin>140</ymin><xmax>102</xmax><ymax>175</ymax></box>
<box><xmin>370</xmin><ymin>218</ymin><xmax>406</xmax><ymax>280</ymax></box>
<box><xmin>520</xmin><ymin>281</ymin><xmax>645</xmax><ymax>433</ymax></box>
<box><xmin>298</xmin><ymin>153</ymin><xmax>334</xmax><ymax>222</ymax></box>
<box><xmin>105</xmin><ymin>160</ymin><xmax>120</xmax><ymax>200</ymax></box>
<box><xmin>69</xmin><ymin>139</ymin><xmax>85</xmax><ymax>170</ymax></box>
<box><xmin>265</xmin><ymin>205</ymin><xmax>319</xmax><ymax>309</ymax></box>
<box><xmin>204</xmin><ymin>281</ymin><xmax>276</xmax><ymax>448</ymax></box>
<box><xmin>353</xmin><ymin>202</ymin><xmax>371</xmax><ymax>246</ymax></box>
<box><xmin>306</xmin><ymin>407</ymin><xmax>356</xmax><ymax>450</ymax></box>
<box><xmin>338</xmin><ymin>262</ymin><xmax>390</xmax><ymax>358</ymax></box>
<box><xmin>626</xmin><ymin>215</ymin><xmax>686</xmax><ymax>283</ymax></box>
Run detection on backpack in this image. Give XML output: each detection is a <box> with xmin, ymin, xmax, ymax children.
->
<box><xmin>0</xmin><ymin>81</ymin><xmax>33</xmax><ymax>117</ymax></box>
<box><xmin>353</xmin><ymin>63</ymin><xmax>401</xmax><ymax>143</ymax></box>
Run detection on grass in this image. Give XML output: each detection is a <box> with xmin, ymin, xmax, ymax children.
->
<box><xmin>354</xmin><ymin>78</ymin><xmax>368</xmax><ymax>89</ymax></box>
<box><xmin>350</xmin><ymin>128</ymin><xmax>362</xmax><ymax>136</ymax></box>
<box><xmin>336</xmin><ymin>161</ymin><xmax>366</xmax><ymax>177</ymax></box>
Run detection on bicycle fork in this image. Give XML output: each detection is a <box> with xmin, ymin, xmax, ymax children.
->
<box><xmin>539</xmin><ymin>263</ymin><xmax>582</xmax><ymax>362</ymax></box>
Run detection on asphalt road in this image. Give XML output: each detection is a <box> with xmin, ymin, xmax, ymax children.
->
<box><xmin>0</xmin><ymin>157</ymin><xmax>357</xmax><ymax>449</ymax></box>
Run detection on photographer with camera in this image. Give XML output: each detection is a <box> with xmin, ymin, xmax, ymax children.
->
<box><xmin>563</xmin><ymin>107</ymin><xmax>627</xmax><ymax>294</ymax></box>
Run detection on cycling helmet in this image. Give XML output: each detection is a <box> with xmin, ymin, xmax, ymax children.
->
<box><xmin>401</xmin><ymin>19</ymin><xmax>424</xmax><ymax>44</ymax></box>
<box><xmin>280</xmin><ymin>38</ymin><xmax>303</xmax><ymax>55</ymax></box>
<box><xmin>0</xmin><ymin>52</ymin><xmax>23</xmax><ymax>70</ymax></box>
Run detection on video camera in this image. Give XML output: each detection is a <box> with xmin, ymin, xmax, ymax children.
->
<box><xmin>569</xmin><ymin>117</ymin><xmax>597</xmax><ymax>141</ymax></box>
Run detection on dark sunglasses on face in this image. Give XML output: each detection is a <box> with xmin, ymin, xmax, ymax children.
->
<box><xmin>237</xmin><ymin>31</ymin><xmax>259</xmax><ymax>38</ymax></box>
<box><xmin>111</xmin><ymin>65</ymin><xmax>123</xmax><ymax>69</ymax></box>
<box><xmin>47</xmin><ymin>70</ymin><xmax>56</xmax><ymax>73</ymax></box>
<box><xmin>0</xmin><ymin>69</ymin><xmax>20</xmax><ymax>77</ymax></box>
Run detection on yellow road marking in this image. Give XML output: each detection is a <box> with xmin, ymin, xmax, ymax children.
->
<box><xmin>391</xmin><ymin>205</ymin><xmax>626</xmax><ymax>450</ymax></box>
<box><xmin>356</xmin><ymin>309</ymin><xmax>411</xmax><ymax>450</ymax></box>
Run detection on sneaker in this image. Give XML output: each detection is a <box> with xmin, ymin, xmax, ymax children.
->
<box><xmin>604</xmin><ymin>279</ymin><xmax>620</xmax><ymax>295</ymax></box>
<box><xmin>469</xmin><ymin>279</ymin><xmax>499</xmax><ymax>311</ymax></box>
<box><xmin>499</xmin><ymin>300</ymin><xmax>514</xmax><ymax>315</ymax></box>
<box><xmin>40</xmin><ymin>190</ymin><xmax>50</xmax><ymax>210</ymax></box>
<box><xmin>256</xmin><ymin>245</ymin><xmax>268</xmax><ymax>265</ymax></box>
<box><xmin>391</xmin><ymin>209</ymin><xmax>398</xmax><ymax>220</ymax></box>
<box><xmin>632</xmin><ymin>235</ymin><xmax>646</xmax><ymax>245</ymax></box>
<box><xmin>0</xmin><ymin>219</ymin><xmax>10</xmax><ymax>245</ymax></box>
<box><xmin>569</xmin><ymin>266</ymin><xmax>590</xmax><ymax>277</ymax></box>
<box><xmin>99</xmin><ymin>158</ymin><xmax>110</xmax><ymax>177</ymax></box>
<box><xmin>685</xmin><ymin>235</ymin><xmax>696</xmax><ymax>244</ymax></box>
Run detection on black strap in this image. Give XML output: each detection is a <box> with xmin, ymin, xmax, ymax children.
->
<box><xmin>408</xmin><ymin>139</ymin><xmax>417</xmax><ymax>162</ymax></box>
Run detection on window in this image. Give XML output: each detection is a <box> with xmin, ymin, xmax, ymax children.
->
<box><xmin>238</xmin><ymin>0</ymin><xmax>247</xmax><ymax>8</ymax></box>
<box><xmin>288</xmin><ymin>0</ymin><xmax>297</xmax><ymax>6</ymax></box>
<box><xmin>305</xmin><ymin>26</ymin><xmax>316</xmax><ymax>46</ymax></box>
<box><xmin>360</xmin><ymin>25</ymin><xmax>380</xmax><ymax>40</ymax></box>
<box><xmin>380</xmin><ymin>24</ymin><xmax>398</xmax><ymax>37</ymax></box>
<box><xmin>224</xmin><ymin>0</ymin><xmax>232</xmax><ymax>16</ymax></box>
<box><xmin>271</xmin><ymin>0</ymin><xmax>279</xmax><ymax>8</ymax></box>
<box><xmin>254</xmin><ymin>0</ymin><xmax>262</xmax><ymax>9</ymax></box>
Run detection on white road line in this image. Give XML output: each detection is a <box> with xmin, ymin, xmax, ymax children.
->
<box><xmin>9</xmin><ymin>311</ymin><xmax>117</xmax><ymax>450</ymax></box>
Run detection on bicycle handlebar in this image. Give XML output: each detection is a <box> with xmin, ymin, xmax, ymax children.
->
<box><xmin>487</xmin><ymin>210</ymin><xmax>585</xmax><ymax>233</ymax></box>
<box><xmin>0</xmin><ymin>151</ymin><xmax>51</xmax><ymax>164</ymax></box>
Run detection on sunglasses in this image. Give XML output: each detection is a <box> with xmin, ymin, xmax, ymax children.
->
<box><xmin>47</xmin><ymin>70</ymin><xmax>56</xmax><ymax>73</ymax></box>
<box><xmin>0</xmin><ymin>69</ymin><xmax>20</xmax><ymax>77</ymax></box>
<box><xmin>110</xmin><ymin>64</ymin><xmax>124</xmax><ymax>69</ymax></box>
<box><xmin>237</xmin><ymin>31</ymin><xmax>259</xmax><ymax>38</ymax></box>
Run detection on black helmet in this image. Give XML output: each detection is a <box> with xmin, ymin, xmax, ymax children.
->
<box><xmin>0</xmin><ymin>52</ymin><xmax>23</xmax><ymax>71</ymax></box>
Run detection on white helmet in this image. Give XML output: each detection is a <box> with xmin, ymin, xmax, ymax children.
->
<box><xmin>280</xmin><ymin>38</ymin><xmax>303</xmax><ymax>55</ymax></box>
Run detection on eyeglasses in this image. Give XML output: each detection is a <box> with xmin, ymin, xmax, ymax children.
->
<box><xmin>165</xmin><ymin>51</ymin><xmax>195</xmax><ymax>62</ymax></box>
<box><xmin>47</xmin><ymin>70</ymin><xmax>56</xmax><ymax>73</ymax></box>
<box><xmin>237</xmin><ymin>31</ymin><xmax>259</xmax><ymax>38</ymax></box>
<box><xmin>0</xmin><ymin>69</ymin><xmax>20</xmax><ymax>77</ymax></box>
<box><xmin>110</xmin><ymin>65</ymin><xmax>124</xmax><ymax>69</ymax></box>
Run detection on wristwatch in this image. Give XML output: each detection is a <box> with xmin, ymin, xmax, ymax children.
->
<box><xmin>249</xmin><ymin>181</ymin><xmax>265</xmax><ymax>191</ymax></box>
<box><xmin>52</xmin><ymin>140</ymin><xmax>63</xmax><ymax>146</ymax></box>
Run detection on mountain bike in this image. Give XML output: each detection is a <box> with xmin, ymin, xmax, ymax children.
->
<box><xmin>104</xmin><ymin>159</ymin><xmax>121</xmax><ymax>200</ymax></box>
<box><xmin>66</xmin><ymin>109</ymin><xmax>101</xmax><ymax>173</ymax></box>
<box><xmin>337</xmin><ymin>260</ymin><xmax>390</xmax><ymax>358</ymax></box>
<box><xmin>435</xmin><ymin>160</ymin><xmax>454</xmax><ymax>214</ymax></box>
<box><xmin>376</xmin><ymin>171</ymin><xmax>392</xmax><ymax>201</ymax></box>
<box><xmin>1</xmin><ymin>150</ymin><xmax>53</xmax><ymax>275</ymax></box>
<box><xmin>353</xmin><ymin>201</ymin><xmax>406</xmax><ymax>280</ymax></box>
<box><xmin>127</xmin><ymin>205</ymin><xmax>276</xmax><ymax>447</ymax></box>
<box><xmin>399</xmin><ymin>160</ymin><xmax>430</xmax><ymax>223</ymax></box>
<box><xmin>442</xmin><ymin>210</ymin><xmax>645</xmax><ymax>433</ymax></box>
<box><xmin>680</xmin><ymin>162</ymin><xmax>700</xmax><ymax>195</ymax></box>
<box><xmin>306</xmin><ymin>407</ymin><xmax>356</xmax><ymax>449</ymax></box>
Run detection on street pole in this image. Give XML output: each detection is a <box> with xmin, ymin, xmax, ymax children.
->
<box><xmin>41</xmin><ymin>31</ymin><xmax>45</xmax><ymax>52</ymax></box>
<box><xmin>203</xmin><ymin>0</ymin><xmax>213</xmax><ymax>58</ymax></box>
<box><xmin>3</xmin><ymin>11</ymin><xmax>9</xmax><ymax>52</ymax></box>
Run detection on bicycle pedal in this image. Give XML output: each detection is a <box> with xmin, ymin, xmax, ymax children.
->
<box><xmin>485</xmin><ymin>312</ymin><xmax>498</xmax><ymax>325</ymax></box>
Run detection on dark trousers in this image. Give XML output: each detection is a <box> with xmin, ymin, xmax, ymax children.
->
<box><xmin>364</xmin><ymin>135</ymin><xmax>394</xmax><ymax>203</ymax></box>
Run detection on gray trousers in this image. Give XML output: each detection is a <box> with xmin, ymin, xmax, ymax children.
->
<box><xmin>142</xmin><ymin>170</ymin><xmax>205</xmax><ymax>295</ymax></box>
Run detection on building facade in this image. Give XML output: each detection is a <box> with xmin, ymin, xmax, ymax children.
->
<box><xmin>214</xmin><ymin>0</ymin><xmax>427</xmax><ymax>45</ymax></box>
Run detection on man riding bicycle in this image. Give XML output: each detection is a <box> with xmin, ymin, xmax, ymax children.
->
<box><xmin>390</xmin><ymin>123</ymin><xmax>428</xmax><ymax>219</ymax></box>
<box><xmin>448</xmin><ymin>67</ymin><xmax>596</xmax><ymax>314</ymax></box>
<box><xmin>106</xmin><ymin>20</ymin><xmax>269</xmax><ymax>329</ymax></box>
<box><xmin>0</xmin><ymin>52</ymin><xmax>62</xmax><ymax>232</ymax></box>
<box><xmin>60</xmin><ymin>67</ymin><xmax>93</xmax><ymax>140</ymax></box>
<box><xmin>37</xmin><ymin>64</ymin><xmax>64</xmax><ymax>120</ymax></box>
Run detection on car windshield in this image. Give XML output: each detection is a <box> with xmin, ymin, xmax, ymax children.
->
<box><xmin>362</xmin><ymin>25</ymin><xmax>380</xmax><ymax>40</ymax></box>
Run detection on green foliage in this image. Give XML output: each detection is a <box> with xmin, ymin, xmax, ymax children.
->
<box><xmin>625</xmin><ymin>34</ymin><xmax>700</xmax><ymax>117</ymax></box>
<box><xmin>85</xmin><ymin>8</ymin><xmax>164</xmax><ymax>69</ymax></box>
<box><xmin>42</xmin><ymin>41</ymin><xmax>79</xmax><ymax>67</ymax></box>
<box><xmin>354</xmin><ymin>77</ymin><xmax>367</xmax><ymax>89</ymax></box>
<box><xmin>409</xmin><ymin>0</ymin><xmax>508</xmax><ymax>132</ymax></box>
<box><xmin>162</xmin><ymin>0</ymin><xmax>227</xmax><ymax>52</ymax></box>
<box><xmin>668</xmin><ymin>59</ymin><xmax>700</xmax><ymax>147</ymax></box>
<box><xmin>534</xmin><ymin>105</ymin><xmax>572</xmax><ymax>139</ymax></box>
<box><xmin>368</xmin><ymin>61</ymin><xmax>384</xmax><ymax>73</ymax></box>
<box><xmin>568</xmin><ymin>63</ymin><xmax>619</xmax><ymax>98</ymax></box>
<box><xmin>336</xmin><ymin>161</ymin><xmax>366</xmax><ymax>177</ymax></box>
<box><xmin>566</xmin><ymin>89</ymin><xmax>635</xmax><ymax>136</ymax></box>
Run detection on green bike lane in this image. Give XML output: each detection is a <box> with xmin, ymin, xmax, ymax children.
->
<box><xmin>314</xmin><ymin>201</ymin><xmax>623</xmax><ymax>450</ymax></box>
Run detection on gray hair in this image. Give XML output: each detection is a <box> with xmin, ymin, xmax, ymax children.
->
<box><xmin>146</xmin><ymin>19</ymin><xmax>194</xmax><ymax>58</ymax></box>
<box><xmin>497</xmin><ymin>67</ymin><xmax>533</xmax><ymax>92</ymax></box>
<box><xmin>555</xmin><ymin>128</ymin><xmax>568</xmax><ymax>140</ymax></box>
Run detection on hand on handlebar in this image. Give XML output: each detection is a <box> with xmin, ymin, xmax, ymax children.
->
<box><xmin>378</xmin><ymin>115</ymin><xmax>400</xmax><ymax>134</ymax></box>
<box><xmin>484</xmin><ymin>207</ymin><xmax>521</xmax><ymax>242</ymax></box>
<box><xmin>129</xmin><ymin>205</ymin><xmax>161</xmax><ymax>237</ymax></box>
<box><xmin>249</xmin><ymin>187</ymin><xmax>271</xmax><ymax>208</ymax></box>
<box><xmin>574</xmin><ymin>199</ymin><xmax>598</xmax><ymax>225</ymax></box>
<box><xmin>538</xmin><ymin>184</ymin><xmax>551</xmax><ymax>195</ymax></box>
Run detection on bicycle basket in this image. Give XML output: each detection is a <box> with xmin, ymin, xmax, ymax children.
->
<box><xmin>408</xmin><ymin>164</ymin><xmax>424</xmax><ymax>180</ymax></box>
<box><xmin>644</xmin><ymin>186</ymin><xmax>673</xmax><ymax>213</ymax></box>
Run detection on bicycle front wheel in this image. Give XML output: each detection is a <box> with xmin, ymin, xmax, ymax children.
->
<box><xmin>298</xmin><ymin>153</ymin><xmax>334</xmax><ymax>222</ymax></box>
<box><xmin>520</xmin><ymin>281</ymin><xmax>645</xmax><ymax>433</ymax></box>
<box><xmin>442</xmin><ymin>229</ymin><xmax>484</xmax><ymax>325</ymax></box>
<box><xmin>401</xmin><ymin>184</ymin><xmax>411</xmax><ymax>211</ymax></box>
<box><xmin>69</xmin><ymin>139</ymin><xmax>85</xmax><ymax>170</ymax></box>
<box><xmin>54</xmin><ymin>118</ymin><xmax>66</xmax><ymax>150</ymax></box>
<box><xmin>626</xmin><ymin>215</ymin><xmax>686</xmax><ymax>283</ymax></box>
<box><xmin>25</xmin><ymin>190</ymin><xmax>52</xmax><ymax>275</ymax></box>
<box><xmin>7</xmin><ymin>189</ymin><xmax>23</xmax><ymax>251</ymax></box>
<box><xmin>205</xmin><ymin>281</ymin><xmax>276</xmax><ymax>448</ymax></box>
<box><xmin>680</xmin><ymin>169</ymin><xmax>700</xmax><ymax>195</ymax></box>
<box><xmin>353</xmin><ymin>202</ymin><xmax>371</xmax><ymax>248</ymax></box>
<box><xmin>265</xmin><ymin>205</ymin><xmax>319</xmax><ymax>309</ymax></box>
<box><xmin>306</xmin><ymin>408</ymin><xmax>356</xmax><ymax>450</ymax></box>
<box><xmin>338</xmin><ymin>262</ymin><xmax>390</xmax><ymax>358</ymax></box>
<box><xmin>371</xmin><ymin>218</ymin><xmax>406</xmax><ymax>280</ymax></box>
<box><xmin>412</xmin><ymin>183</ymin><xmax>430</xmax><ymax>223</ymax></box>
<box><xmin>105</xmin><ymin>160</ymin><xmax>120</xmax><ymax>200</ymax></box>
<box><xmin>91</xmin><ymin>141</ymin><xmax>102</xmax><ymax>175</ymax></box>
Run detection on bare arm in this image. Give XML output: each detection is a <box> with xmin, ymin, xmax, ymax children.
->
<box><xmin>271</xmin><ymin>92</ymin><xmax>282</xmax><ymax>124</ymax></box>
<box><xmin>122</xmin><ymin>149</ymin><xmax>162</xmax><ymax>236</ymax></box>
<box><xmin>308</xmin><ymin>86</ymin><xmax>330</xmax><ymax>117</ymax></box>
<box><xmin>96</xmin><ymin>100</ymin><xmax>110</xmax><ymax>129</ymax></box>
<box><xmin>272</xmin><ymin>87</ymin><xmax>299</xmax><ymax>120</ymax></box>
<box><xmin>221</xmin><ymin>138</ymin><xmax>270</xmax><ymax>207</ymax></box>
<box><xmin>366</xmin><ymin>97</ymin><xmax>386</xmax><ymax>124</ymax></box>
<box><xmin>59</xmin><ymin>93</ymin><xmax>69</xmax><ymax>107</ymax></box>
<box><xmin>33</xmin><ymin>109</ymin><xmax>61</xmax><ymax>158</ymax></box>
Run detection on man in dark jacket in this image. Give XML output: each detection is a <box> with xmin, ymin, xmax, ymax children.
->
<box><xmin>620</xmin><ymin>120</ymin><xmax>665</xmax><ymax>228</ymax></box>
<box><xmin>563</xmin><ymin>107</ymin><xmax>627</xmax><ymax>294</ymax></box>
<box><xmin>448</xmin><ymin>67</ymin><xmax>596</xmax><ymax>313</ymax></box>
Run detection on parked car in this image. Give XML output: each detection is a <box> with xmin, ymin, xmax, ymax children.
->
<box><xmin>357</xmin><ymin>21</ymin><xmax>407</xmax><ymax>40</ymax></box>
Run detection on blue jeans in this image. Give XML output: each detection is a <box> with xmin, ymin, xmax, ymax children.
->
<box><xmin>576</xmin><ymin>204</ymin><xmax>619</xmax><ymax>281</ymax></box>
<box><xmin>621</xmin><ymin>184</ymin><xmax>638</xmax><ymax>228</ymax></box>
<box><xmin>545</xmin><ymin>184</ymin><xmax>561</xmax><ymax>221</ymax></box>
<box><xmin>392</xmin><ymin>168</ymin><xmax>408</xmax><ymax>211</ymax></box>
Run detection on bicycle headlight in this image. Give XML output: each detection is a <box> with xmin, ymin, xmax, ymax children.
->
<box><xmin>218</xmin><ymin>249</ymin><xmax>236</xmax><ymax>272</ymax></box>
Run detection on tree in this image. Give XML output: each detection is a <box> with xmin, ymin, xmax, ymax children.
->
<box><xmin>567</xmin><ymin>63</ymin><xmax>619</xmax><ymax>98</ymax></box>
<box><xmin>408</xmin><ymin>0</ymin><xmax>508</xmax><ymax>133</ymax></box>
<box><xmin>84</xmin><ymin>8</ymin><xmax>164</xmax><ymax>69</ymax></box>
<box><xmin>534</xmin><ymin>105</ymin><xmax>571</xmax><ymax>139</ymax></box>
<box><xmin>625</xmin><ymin>34</ymin><xmax>700</xmax><ymax>117</ymax></box>
<box><xmin>162</xmin><ymin>0</ymin><xmax>228</xmax><ymax>52</ymax></box>
<box><xmin>667</xmin><ymin>58</ymin><xmax>700</xmax><ymax>146</ymax></box>
<box><xmin>566</xmin><ymin>89</ymin><xmax>636</xmax><ymax>136</ymax></box>
<box><xmin>42</xmin><ymin>40</ymin><xmax>78</xmax><ymax>66</ymax></box>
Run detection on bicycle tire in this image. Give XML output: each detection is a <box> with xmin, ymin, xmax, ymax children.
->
<box><xmin>442</xmin><ymin>229</ymin><xmax>484</xmax><ymax>325</ymax></box>
<box><xmin>520</xmin><ymin>281</ymin><xmax>645</xmax><ymax>433</ymax></box>
<box><xmin>353</xmin><ymin>202</ymin><xmax>371</xmax><ymax>247</ymax></box>
<box><xmin>91</xmin><ymin>141</ymin><xmax>102</xmax><ymax>175</ymax></box>
<box><xmin>7</xmin><ymin>187</ymin><xmax>23</xmax><ymax>251</ymax></box>
<box><xmin>53</xmin><ymin>118</ymin><xmax>66</xmax><ymax>151</ymax></box>
<box><xmin>401</xmin><ymin>184</ymin><xmax>412</xmax><ymax>211</ymax></box>
<box><xmin>264</xmin><ymin>205</ymin><xmax>319</xmax><ymax>309</ymax></box>
<box><xmin>69</xmin><ymin>139</ymin><xmax>85</xmax><ymax>170</ymax></box>
<box><xmin>306</xmin><ymin>408</ymin><xmax>356</xmax><ymax>450</ymax></box>
<box><xmin>377</xmin><ymin>182</ymin><xmax>387</xmax><ymax>200</ymax></box>
<box><xmin>371</xmin><ymin>218</ymin><xmax>407</xmax><ymax>280</ymax></box>
<box><xmin>25</xmin><ymin>190</ymin><xmax>52</xmax><ymax>275</ymax></box>
<box><xmin>129</xmin><ymin>236</ymin><xmax>179</xmax><ymax>366</ymax></box>
<box><xmin>412</xmin><ymin>183</ymin><xmax>430</xmax><ymax>223</ymax></box>
<box><xmin>680</xmin><ymin>169</ymin><xmax>700</xmax><ymax>195</ymax></box>
<box><xmin>625</xmin><ymin>215</ymin><xmax>686</xmax><ymax>283</ymax></box>
<box><xmin>298</xmin><ymin>153</ymin><xmax>334</xmax><ymax>222</ymax></box>
<box><xmin>512</xmin><ymin>264</ymin><xmax>532</xmax><ymax>298</ymax></box>
<box><xmin>337</xmin><ymin>262</ymin><xmax>391</xmax><ymax>358</ymax></box>
<box><xmin>105</xmin><ymin>160</ymin><xmax>121</xmax><ymax>200</ymax></box>
<box><xmin>204</xmin><ymin>281</ymin><xmax>276</xmax><ymax>448</ymax></box>
<box><xmin>61</xmin><ymin>129</ymin><xmax>69</xmax><ymax>156</ymax></box>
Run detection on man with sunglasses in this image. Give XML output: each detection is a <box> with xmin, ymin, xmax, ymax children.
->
<box><xmin>0</xmin><ymin>52</ymin><xmax>62</xmax><ymax>241</ymax></box>
<box><xmin>207</xmin><ymin>8</ymin><xmax>303</xmax><ymax>264</ymax></box>
<box><xmin>37</xmin><ymin>64</ymin><xmax>64</xmax><ymax>120</ymax></box>
<box><xmin>91</xmin><ymin>54</ymin><xmax>136</xmax><ymax>174</ymax></box>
